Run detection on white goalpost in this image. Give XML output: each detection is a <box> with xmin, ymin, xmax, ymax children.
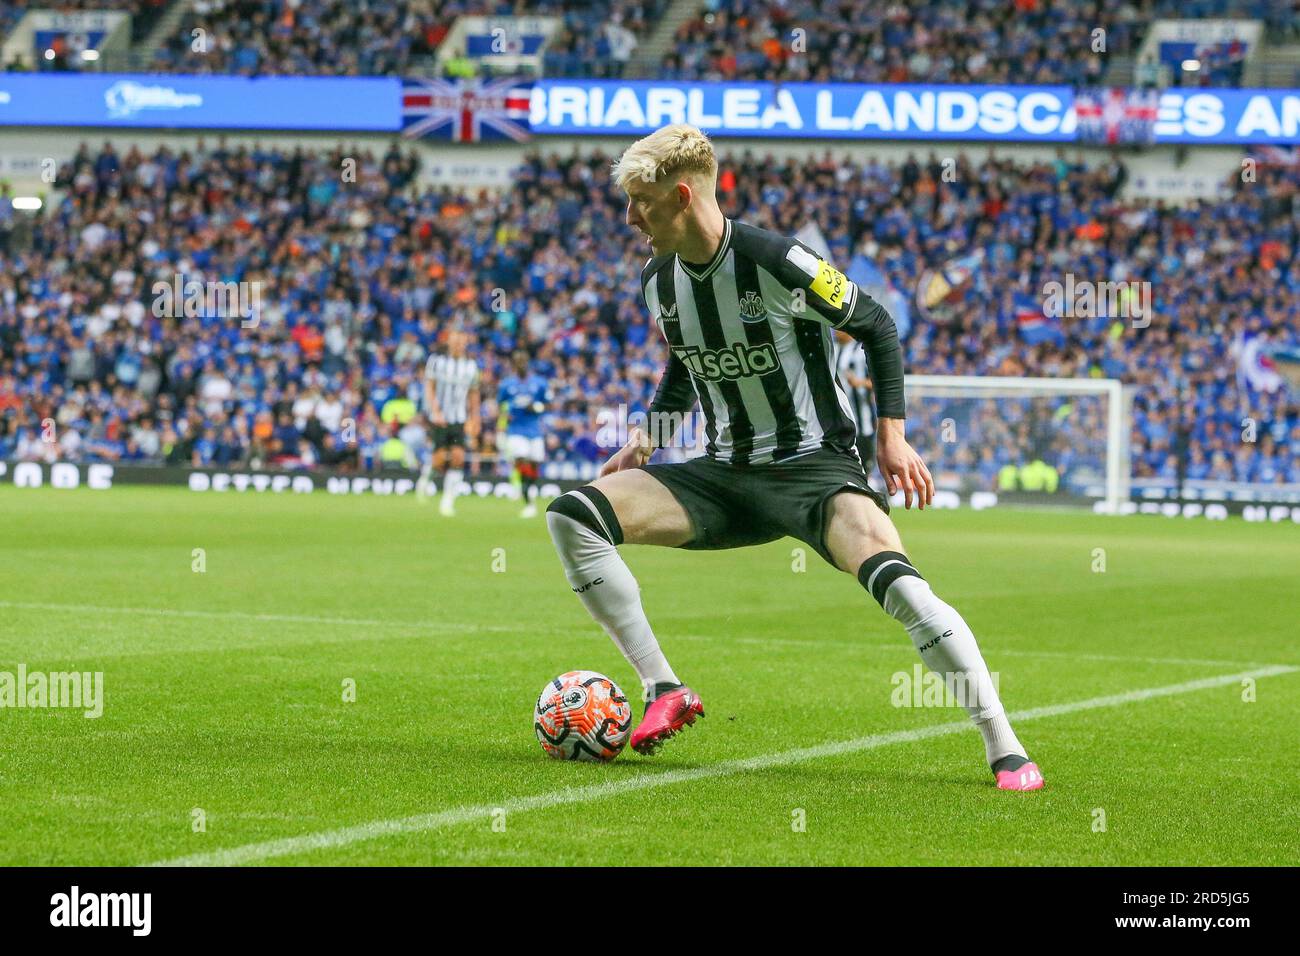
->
<box><xmin>902</xmin><ymin>375</ymin><xmax>1132</xmax><ymax>512</ymax></box>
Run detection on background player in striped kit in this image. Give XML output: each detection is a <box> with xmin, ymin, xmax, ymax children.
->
<box><xmin>544</xmin><ymin>124</ymin><xmax>1043</xmax><ymax>791</ymax></box>
<box><xmin>834</xmin><ymin>328</ymin><xmax>878</xmax><ymax>477</ymax></box>
<box><xmin>418</xmin><ymin>330</ymin><xmax>481</xmax><ymax>516</ymax></box>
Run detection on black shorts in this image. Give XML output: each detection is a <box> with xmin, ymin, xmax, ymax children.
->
<box><xmin>639</xmin><ymin>445</ymin><xmax>889</xmax><ymax>568</ymax></box>
<box><xmin>430</xmin><ymin>424</ymin><xmax>466</xmax><ymax>449</ymax></box>
<box><xmin>855</xmin><ymin>433</ymin><xmax>877</xmax><ymax>473</ymax></box>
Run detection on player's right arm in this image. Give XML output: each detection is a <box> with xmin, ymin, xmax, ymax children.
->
<box><xmin>600</xmin><ymin>353</ymin><xmax>691</xmax><ymax>476</ymax></box>
<box><xmin>599</xmin><ymin>426</ymin><xmax>654</xmax><ymax>477</ymax></box>
<box><xmin>644</xmin><ymin>348</ymin><xmax>695</xmax><ymax>451</ymax></box>
<box><xmin>601</xmin><ymin>260</ymin><xmax>698</xmax><ymax>476</ymax></box>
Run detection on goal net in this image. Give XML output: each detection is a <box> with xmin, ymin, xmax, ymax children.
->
<box><xmin>899</xmin><ymin>375</ymin><xmax>1132</xmax><ymax>511</ymax></box>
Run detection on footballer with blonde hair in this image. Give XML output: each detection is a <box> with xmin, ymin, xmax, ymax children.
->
<box><xmin>544</xmin><ymin>124</ymin><xmax>1043</xmax><ymax>790</ymax></box>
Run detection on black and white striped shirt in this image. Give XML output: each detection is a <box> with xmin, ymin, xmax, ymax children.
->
<box><xmin>643</xmin><ymin>218</ymin><xmax>904</xmax><ymax>466</ymax></box>
<box><xmin>423</xmin><ymin>354</ymin><xmax>480</xmax><ymax>424</ymax></box>
<box><xmin>834</xmin><ymin>337</ymin><xmax>876</xmax><ymax>438</ymax></box>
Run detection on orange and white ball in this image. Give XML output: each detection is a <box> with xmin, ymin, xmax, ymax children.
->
<box><xmin>534</xmin><ymin>671</ymin><xmax>633</xmax><ymax>761</ymax></box>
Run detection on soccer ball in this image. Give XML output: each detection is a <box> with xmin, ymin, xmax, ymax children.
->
<box><xmin>534</xmin><ymin>670</ymin><xmax>633</xmax><ymax>762</ymax></box>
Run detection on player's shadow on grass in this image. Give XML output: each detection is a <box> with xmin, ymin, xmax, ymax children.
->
<box><xmin>497</xmin><ymin>752</ymin><xmax>985</xmax><ymax>789</ymax></box>
<box><xmin>756</xmin><ymin>764</ymin><xmax>986</xmax><ymax>789</ymax></box>
<box><xmin>495</xmin><ymin>751</ymin><xmax>690</xmax><ymax>773</ymax></box>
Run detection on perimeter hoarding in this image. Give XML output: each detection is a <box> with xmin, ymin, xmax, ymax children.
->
<box><xmin>0</xmin><ymin>73</ymin><xmax>1297</xmax><ymax>144</ymax></box>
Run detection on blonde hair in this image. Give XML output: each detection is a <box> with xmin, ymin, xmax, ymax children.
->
<box><xmin>611</xmin><ymin>123</ymin><xmax>717</xmax><ymax>192</ymax></box>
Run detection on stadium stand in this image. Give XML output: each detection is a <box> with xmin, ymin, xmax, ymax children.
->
<box><xmin>662</xmin><ymin>0</ymin><xmax>1122</xmax><ymax>86</ymax></box>
<box><xmin>154</xmin><ymin>0</ymin><xmax>440</xmax><ymax>76</ymax></box>
<box><xmin>6</xmin><ymin>0</ymin><xmax>1289</xmax><ymax>84</ymax></box>
<box><xmin>2</xmin><ymin>0</ymin><xmax>173</xmax><ymax>64</ymax></box>
<box><xmin>143</xmin><ymin>0</ymin><xmax>665</xmax><ymax>77</ymax></box>
<box><xmin>665</xmin><ymin>0</ymin><xmax>1300</xmax><ymax>87</ymax></box>
<box><xmin>1</xmin><ymin>141</ymin><xmax>1296</xmax><ymax>488</ymax></box>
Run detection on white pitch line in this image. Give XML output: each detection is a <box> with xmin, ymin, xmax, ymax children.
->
<box><xmin>4</xmin><ymin>602</ymin><xmax>1275</xmax><ymax>670</ymax></box>
<box><xmin>145</xmin><ymin>664</ymin><xmax>1297</xmax><ymax>867</ymax></box>
<box><xmin>702</xmin><ymin>635</ymin><xmax>1272</xmax><ymax>670</ymax></box>
<box><xmin>0</xmin><ymin>600</ymin><xmax>513</xmax><ymax>634</ymax></box>
<box><xmin>982</xmin><ymin>648</ymin><xmax>1274</xmax><ymax>669</ymax></box>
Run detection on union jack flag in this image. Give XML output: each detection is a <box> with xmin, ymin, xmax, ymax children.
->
<box><xmin>1074</xmin><ymin>88</ymin><xmax>1158</xmax><ymax>146</ymax></box>
<box><xmin>401</xmin><ymin>77</ymin><xmax>532</xmax><ymax>143</ymax></box>
<box><xmin>1253</xmin><ymin>145</ymin><xmax>1300</xmax><ymax>167</ymax></box>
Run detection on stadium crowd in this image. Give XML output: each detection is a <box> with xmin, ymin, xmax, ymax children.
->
<box><xmin>663</xmin><ymin>0</ymin><xmax>1117</xmax><ymax>86</ymax></box>
<box><xmin>5</xmin><ymin>0</ymin><xmax>1293</xmax><ymax>85</ymax></box>
<box><xmin>0</xmin><ymin>139</ymin><xmax>1297</xmax><ymax>490</ymax></box>
<box><xmin>158</xmin><ymin>0</ymin><xmax>445</xmax><ymax>77</ymax></box>
<box><xmin>149</xmin><ymin>0</ymin><xmax>663</xmax><ymax>77</ymax></box>
<box><xmin>665</xmin><ymin>0</ymin><xmax>1295</xmax><ymax>87</ymax></box>
<box><xmin>2</xmin><ymin>0</ymin><xmax>172</xmax><ymax>68</ymax></box>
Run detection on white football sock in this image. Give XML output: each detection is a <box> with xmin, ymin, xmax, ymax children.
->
<box><xmin>443</xmin><ymin>468</ymin><xmax>463</xmax><ymax>505</ymax></box>
<box><xmin>863</xmin><ymin>553</ymin><xmax>1026</xmax><ymax>766</ymax></box>
<box><xmin>546</xmin><ymin>493</ymin><xmax>678</xmax><ymax>701</ymax></box>
<box><xmin>416</xmin><ymin>463</ymin><xmax>433</xmax><ymax>500</ymax></box>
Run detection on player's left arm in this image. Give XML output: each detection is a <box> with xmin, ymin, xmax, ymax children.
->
<box><xmin>779</xmin><ymin>242</ymin><xmax>933</xmax><ymax>509</ymax></box>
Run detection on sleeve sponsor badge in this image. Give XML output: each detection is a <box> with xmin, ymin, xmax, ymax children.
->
<box><xmin>810</xmin><ymin>260</ymin><xmax>848</xmax><ymax>309</ymax></box>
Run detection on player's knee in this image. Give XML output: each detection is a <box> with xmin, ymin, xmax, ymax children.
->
<box><xmin>860</xmin><ymin>504</ymin><xmax>903</xmax><ymax>555</ymax></box>
<box><xmin>856</xmin><ymin>550</ymin><xmax>925</xmax><ymax>608</ymax></box>
<box><xmin>545</xmin><ymin>486</ymin><xmax>624</xmax><ymax>547</ymax></box>
<box><xmin>828</xmin><ymin>518</ymin><xmax>900</xmax><ymax>574</ymax></box>
<box><xmin>866</xmin><ymin>524</ymin><xmax>903</xmax><ymax>557</ymax></box>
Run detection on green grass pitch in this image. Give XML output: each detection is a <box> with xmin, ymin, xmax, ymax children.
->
<box><xmin>0</xmin><ymin>485</ymin><xmax>1296</xmax><ymax>866</ymax></box>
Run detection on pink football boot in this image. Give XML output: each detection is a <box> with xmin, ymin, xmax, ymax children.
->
<box><xmin>630</xmin><ymin>685</ymin><xmax>705</xmax><ymax>755</ymax></box>
<box><xmin>996</xmin><ymin>760</ymin><xmax>1045</xmax><ymax>791</ymax></box>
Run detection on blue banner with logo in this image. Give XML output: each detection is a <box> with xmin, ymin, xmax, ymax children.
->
<box><xmin>530</xmin><ymin>81</ymin><xmax>1079</xmax><ymax>141</ymax></box>
<box><xmin>530</xmin><ymin>81</ymin><xmax>1300</xmax><ymax>144</ymax></box>
<box><xmin>0</xmin><ymin>73</ymin><xmax>1297</xmax><ymax>144</ymax></box>
<box><xmin>1150</xmin><ymin>88</ymin><xmax>1300</xmax><ymax>143</ymax></box>
<box><xmin>0</xmin><ymin>73</ymin><xmax>398</xmax><ymax>130</ymax></box>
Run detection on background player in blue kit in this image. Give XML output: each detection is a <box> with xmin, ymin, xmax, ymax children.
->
<box><xmin>498</xmin><ymin>349</ymin><xmax>552</xmax><ymax>518</ymax></box>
